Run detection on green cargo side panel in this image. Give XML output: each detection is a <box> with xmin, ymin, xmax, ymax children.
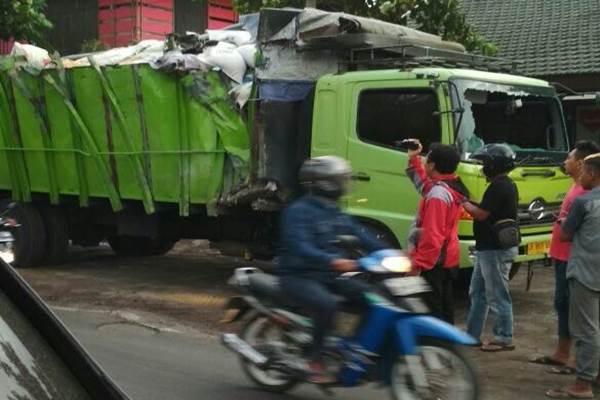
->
<box><xmin>0</xmin><ymin>63</ymin><xmax>250</xmax><ymax>215</ymax></box>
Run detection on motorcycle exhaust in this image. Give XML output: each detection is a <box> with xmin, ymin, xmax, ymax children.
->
<box><xmin>221</xmin><ymin>333</ymin><xmax>269</xmax><ymax>366</ymax></box>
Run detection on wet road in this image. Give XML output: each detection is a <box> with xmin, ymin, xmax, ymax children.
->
<box><xmin>56</xmin><ymin>307</ymin><xmax>386</xmax><ymax>400</ymax></box>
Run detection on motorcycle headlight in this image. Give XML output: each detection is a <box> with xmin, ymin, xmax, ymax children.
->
<box><xmin>381</xmin><ymin>256</ymin><xmax>412</xmax><ymax>273</ymax></box>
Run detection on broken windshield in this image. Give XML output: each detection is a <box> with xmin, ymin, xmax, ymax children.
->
<box><xmin>450</xmin><ymin>79</ymin><xmax>568</xmax><ymax>165</ymax></box>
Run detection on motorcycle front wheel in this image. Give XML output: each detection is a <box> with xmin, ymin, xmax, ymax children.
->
<box><xmin>240</xmin><ymin>315</ymin><xmax>299</xmax><ymax>393</ymax></box>
<box><xmin>391</xmin><ymin>338</ymin><xmax>479</xmax><ymax>400</ymax></box>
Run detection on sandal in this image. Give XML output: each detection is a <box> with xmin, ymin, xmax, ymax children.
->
<box><xmin>531</xmin><ymin>355</ymin><xmax>568</xmax><ymax>366</ymax></box>
<box><xmin>481</xmin><ymin>341</ymin><xmax>516</xmax><ymax>352</ymax></box>
<box><xmin>546</xmin><ymin>366</ymin><xmax>576</xmax><ymax>375</ymax></box>
<box><xmin>546</xmin><ymin>387</ymin><xmax>594</xmax><ymax>399</ymax></box>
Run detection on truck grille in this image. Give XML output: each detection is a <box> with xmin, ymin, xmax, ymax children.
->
<box><xmin>518</xmin><ymin>200</ymin><xmax>561</xmax><ymax>227</ymax></box>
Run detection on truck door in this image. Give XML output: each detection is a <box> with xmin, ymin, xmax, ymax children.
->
<box><xmin>346</xmin><ymin>79</ymin><xmax>451</xmax><ymax>248</ymax></box>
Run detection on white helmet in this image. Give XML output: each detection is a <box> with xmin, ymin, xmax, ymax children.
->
<box><xmin>298</xmin><ymin>156</ymin><xmax>352</xmax><ymax>200</ymax></box>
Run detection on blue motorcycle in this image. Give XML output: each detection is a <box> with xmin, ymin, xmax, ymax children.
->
<box><xmin>221</xmin><ymin>245</ymin><xmax>479</xmax><ymax>400</ymax></box>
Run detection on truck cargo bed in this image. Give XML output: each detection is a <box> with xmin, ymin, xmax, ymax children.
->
<box><xmin>0</xmin><ymin>63</ymin><xmax>250</xmax><ymax>216</ymax></box>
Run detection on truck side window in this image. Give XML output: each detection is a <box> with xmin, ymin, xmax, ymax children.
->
<box><xmin>357</xmin><ymin>89</ymin><xmax>441</xmax><ymax>151</ymax></box>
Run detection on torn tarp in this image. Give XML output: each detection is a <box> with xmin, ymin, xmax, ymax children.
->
<box><xmin>150</xmin><ymin>52</ymin><xmax>211</xmax><ymax>73</ymax></box>
<box><xmin>255</xmin><ymin>8</ymin><xmax>467</xmax><ymax>81</ymax></box>
<box><xmin>259</xmin><ymin>80</ymin><xmax>314</xmax><ymax>102</ymax></box>
<box><xmin>63</xmin><ymin>40</ymin><xmax>165</xmax><ymax>68</ymax></box>
<box><xmin>181</xmin><ymin>71</ymin><xmax>250</xmax><ymax>165</ymax></box>
<box><xmin>262</xmin><ymin>7</ymin><xmax>464</xmax><ymax>52</ymax></box>
<box><xmin>225</xmin><ymin>13</ymin><xmax>260</xmax><ymax>42</ymax></box>
<box><xmin>296</xmin><ymin>8</ymin><xmax>442</xmax><ymax>43</ymax></box>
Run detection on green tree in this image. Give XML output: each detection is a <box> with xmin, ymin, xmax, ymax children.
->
<box><xmin>232</xmin><ymin>0</ymin><xmax>496</xmax><ymax>55</ymax></box>
<box><xmin>0</xmin><ymin>0</ymin><xmax>53</xmax><ymax>42</ymax></box>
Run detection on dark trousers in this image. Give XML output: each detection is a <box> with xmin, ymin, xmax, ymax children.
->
<box><xmin>280</xmin><ymin>276</ymin><xmax>372</xmax><ymax>361</ymax></box>
<box><xmin>421</xmin><ymin>265</ymin><xmax>458</xmax><ymax>324</ymax></box>
<box><xmin>554</xmin><ymin>259</ymin><xmax>570</xmax><ymax>338</ymax></box>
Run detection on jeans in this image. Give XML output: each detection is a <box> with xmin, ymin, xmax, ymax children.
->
<box><xmin>569</xmin><ymin>279</ymin><xmax>600</xmax><ymax>382</ymax></box>
<box><xmin>279</xmin><ymin>276</ymin><xmax>373</xmax><ymax>361</ymax></box>
<box><xmin>466</xmin><ymin>247</ymin><xmax>518</xmax><ymax>344</ymax></box>
<box><xmin>421</xmin><ymin>265</ymin><xmax>458</xmax><ymax>324</ymax></box>
<box><xmin>554</xmin><ymin>259</ymin><xmax>570</xmax><ymax>338</ymax></box>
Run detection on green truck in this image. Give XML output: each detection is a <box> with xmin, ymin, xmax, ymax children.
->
<box><xmin>0</xmin><ymin>9</ymin><xmax>571</xmax><ymax>270</ymax></box>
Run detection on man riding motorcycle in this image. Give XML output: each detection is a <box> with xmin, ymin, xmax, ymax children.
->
<box><xmin>277</xmin><ymin>156</ymin><xmax>385</xmax><ymax>383</ymax></box>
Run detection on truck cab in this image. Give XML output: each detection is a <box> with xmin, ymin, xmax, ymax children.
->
<box><xmin>311</xmin><ymin>68</ymin><xmax>571</xmax><ymax>267</ymax></box>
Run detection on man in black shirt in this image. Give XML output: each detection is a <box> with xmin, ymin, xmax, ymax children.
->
<box><xmin>462</xmin><ymin>144</ymin><xmax>519</xmax><ymax>351</ymax></box>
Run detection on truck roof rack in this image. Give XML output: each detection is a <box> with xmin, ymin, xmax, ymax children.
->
<box><xmin>343</xmin><ymin>43</ymin><xmax>521</xmax><ymax>74</ymax></box>
<box><xmin>296</xmin><ymin>33</ymin><xmax>519</xmax><ymax>73</ymax></box>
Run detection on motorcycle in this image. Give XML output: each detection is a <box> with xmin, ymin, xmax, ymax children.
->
<box><xmin>220</xmin><ymin>240</ymin><xmax>480</xmax><ymax>400</ymax></box>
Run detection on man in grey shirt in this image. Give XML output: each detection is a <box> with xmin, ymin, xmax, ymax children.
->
<box><xmin>547</xmin><ymin>153</ymin><xmax>600</xmax><ymax>399</ymax></box>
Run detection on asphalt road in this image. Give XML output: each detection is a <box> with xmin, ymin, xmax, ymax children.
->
<box><xmin>26</xmin><ymin>246</ymin><xmax>572</xmax><ymax>400</ymax></box>
<box><xmin>55</xmin><ymin>307</ymin><xmax>386</xmax><ymax>400</ymax></box>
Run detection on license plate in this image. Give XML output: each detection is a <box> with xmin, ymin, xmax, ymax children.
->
<box><xmin>527</xmin><ymin>240</ymin><xmax>550</xmax><ymax>256</ymax></box>
<box><xmin>384</xmin><ymin>277</ymin><xmax>431</xmax><ymax>296</ymax></box>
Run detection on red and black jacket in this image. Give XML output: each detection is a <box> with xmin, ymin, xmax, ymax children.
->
<box><xmin>406</xmin><ymin>154</ymin><xmax>465</xmax><ymax>270</ymax></box>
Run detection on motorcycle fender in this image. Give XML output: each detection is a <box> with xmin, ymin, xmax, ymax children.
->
<box><xmin>220</xmin><ymin>296</ymin><xmax>251</xmax><ymax>324</ymax></box>
<box><xmin>394</xmin><ymin>315</ymin><xmax>478</xmax><ymax>355</ymax></box>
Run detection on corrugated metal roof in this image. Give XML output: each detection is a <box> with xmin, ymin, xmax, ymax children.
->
<box><xmin>461</xmin><ymin>0</ymin><xmax>600</xmax><ymax>76</ymax></box>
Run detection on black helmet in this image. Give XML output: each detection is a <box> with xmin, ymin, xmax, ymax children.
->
<box><xmin>298</xmin><ymin>156</ymin><xmax>352</xmax><ymax>200</ymax></box>
<box><xmin>471</xmin><ymin>143</ymin><xmax>516</xmax><ymax>178</ymax></box>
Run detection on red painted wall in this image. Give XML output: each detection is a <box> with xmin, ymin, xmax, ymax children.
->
<box><xmin>98</xmin><ymin>0</ymin><xmax>174</xmax><ymax>47</ymax></box>
<box><xmin>0</xmin><ymin>39</ymin><xmax>15</xmax><ymax>55</ymax></box>
<box><xmin>0</xmin><ymin>0</ymin><xmax>238</xmax><ymax>54</ymax></box>
<box><xmin>207</xmin><ymin>0</ymin><xmax>237</xmax><ymax>29</ymax></box>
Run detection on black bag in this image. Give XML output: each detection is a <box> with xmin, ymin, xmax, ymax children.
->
<box><xmin>493</xmin><ymin>219</ymin><xmax>520</xmax><ymax>249</ymax></box>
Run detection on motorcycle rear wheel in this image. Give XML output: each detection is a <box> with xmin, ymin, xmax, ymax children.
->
<box><xmin>390</xmin><ymin>338</ymin><xmax>479</xmax><ymax>400</ymax></box>
<box><xmin>240</xmin><ymin>315</ymin><xmax>299</xmax><ymax>393</ymax></box>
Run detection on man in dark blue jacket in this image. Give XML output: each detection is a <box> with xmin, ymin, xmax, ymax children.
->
<box><xmin>277</xmin><ymin>156</ymin><xmax>385</xmax><ymax>383</ymax></box>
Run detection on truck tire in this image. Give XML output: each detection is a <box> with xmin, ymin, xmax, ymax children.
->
<box><xmin>2</xmin><ymin>202</ymin><xmax>47</xmax><ymax>268</ymax></box>
<box><xmin>361</xmin><ymin>222</ymin><xmax>400</xmax><ymax>248</ymax></box>
<box><xmin>107</xmin><ymin>236</ymin><xmax>176</xmax><ymax>257</ymax></box>
<box><xmin>40</xmin><ymin>207</ymin><xmax>69</xmax><ymax>265</ymax></box>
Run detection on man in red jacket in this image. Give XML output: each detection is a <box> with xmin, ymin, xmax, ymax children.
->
<box><xmin>406</xmin><ymin>140</ymin><xmax>469</xmax><ymax>324</ymax></box>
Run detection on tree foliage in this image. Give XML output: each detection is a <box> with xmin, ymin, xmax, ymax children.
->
<box><xmin>0</xmin><ymin>0</ymin><xmax>53</xmax><ymax>42</ymax></box>
<box><xmin>232</xmin><ymin>0</ymin><xmax>497</xmax><ymax>55</ymax></box>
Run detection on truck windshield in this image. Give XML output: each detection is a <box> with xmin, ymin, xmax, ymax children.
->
<box><xmin>451</xmin><ymin>79</ymin><xmax>568</xmax><ymax>165</ymax></box>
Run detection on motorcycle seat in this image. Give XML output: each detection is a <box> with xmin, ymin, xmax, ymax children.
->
<box><xmin>247</xmin><ymin>273</ymin><xmax>285</xmax><ymax>303</ymax></box>
<box><xmin>247</xmin><ymin>273</ymin><xmax>347</xmax><ymax>306</ymax></box>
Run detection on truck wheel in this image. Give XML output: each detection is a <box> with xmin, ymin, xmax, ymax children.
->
<box><xmin>2</xmin><ymin>202</ymin><xmax>47</xmax><ymax>268</ymax></box>
<box><xmin>362</xmin><ymin>222</ymin><xmax>400</xmax><ymax>248</ymax></box>
<box><xmin>40</xmin><ymin>207</ymin><xmax>69</xmax><ymax>265</ymax></box>
<box><xmin>107</xmin><ymin>236</ymin><xmax>176</xmax><ymax>257</ymax></box>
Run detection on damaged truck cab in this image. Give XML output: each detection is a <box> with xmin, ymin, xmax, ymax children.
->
<box><xmin>311</xmin><ymin>68</ymin><xmax>570</xmax><ymax>268</ymax></box>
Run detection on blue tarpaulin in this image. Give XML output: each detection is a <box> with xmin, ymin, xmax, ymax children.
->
<box><xmin>258</xmin><ymin>80</ymin><xmax>315</xmax><ymax>102</ymax></box>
